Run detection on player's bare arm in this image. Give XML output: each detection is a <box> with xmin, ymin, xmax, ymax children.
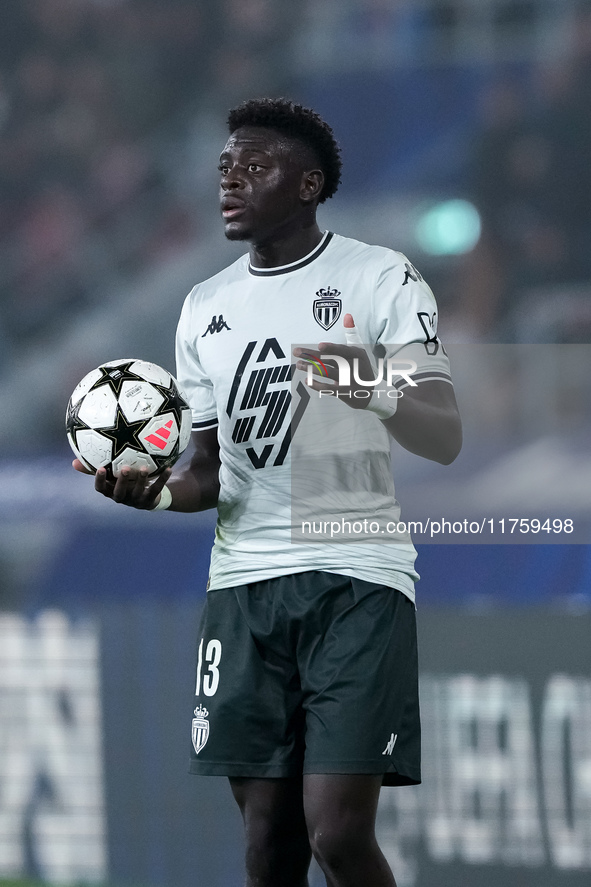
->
<box><xmin>383</xmin><ymin>378</ymin><xmax>461</xmax><ymax>465</ymax></box>
<box><xmin>165</xmin><ymin>427</ymin><xmax>220</xmax><ymax>511</ymax></box>
<box><xmin>72</xmin><ymin>428</ymin><xmax>220</xmax><ymax>511</ymax></box>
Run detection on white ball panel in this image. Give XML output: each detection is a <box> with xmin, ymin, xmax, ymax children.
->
<box><xmin>66</xmin><ymin>431</ymin><xmax>95</xmax><ymax>472</ymax></box>
<box><xmin>76</xmin><ymin>429</ymin><xmax>113</xmax><ymax>469</ymax></box>
<box><xmin>78</xmin><ymin>386</ymin><xmax>118</xmax><ymax>428</ymax></box>
<box><xmin>119</xmin><ymin>381</ymin><xmax>164</xmax><ymax>422</ymax></box>
<box><xmin>179</xmin><ymin>409</ymin><xmax>192</xmax><ymax>453</ymax></box>
<box><xmin>129</xmin><ymin>360</ymin><xmax>172</xmax><ymax>387</ymax></box>
<box><xmin>66</xmin><ymin>431</ymin><xmax>79</xmax><ymax>458</ymax></box>
<box><xmin>139</xmin><ymin>411</ymin><xmax>179</xmax><ymax>456</ymax></box>
<box><xmin>111</xmin><ymin>448</ymin><xmax>158</xmax><ymax>477</ymax></box>
<box><xmin>102</xmin><ymin>358</ymin><xmax>135</xmax><ymax>368</ymax></box>
<box><xmin>69</xmin><ymin>368</ymin><xmax>103</xmax><ymax>406</ymax></box>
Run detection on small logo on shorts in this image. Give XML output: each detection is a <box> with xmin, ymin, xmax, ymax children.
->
<box><xmin>192</xmin><ymin>705</ymin><xmax>210</xmax><ymax>755</ymax></box>
<box><xmin>382</xmin><ymin>733</ymin><xmax>397</xmax><ymax>756</ymax></box>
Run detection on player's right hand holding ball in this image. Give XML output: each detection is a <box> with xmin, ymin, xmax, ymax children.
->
<box><xmin>72</xmin><ymin>458</ymin><xmax>171</xmax><ymax>510</ymax></box>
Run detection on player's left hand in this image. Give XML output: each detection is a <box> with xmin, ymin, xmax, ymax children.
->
<box><xmin>293</xmin><ymin>313</ymin><xmax>377</xmax><ymax>410</ymax></box>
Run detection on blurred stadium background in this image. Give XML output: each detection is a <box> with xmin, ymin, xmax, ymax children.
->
<box><xmin>1</xmin><ymin>1</ymin><xmax>590</xmax><ymax>886</ymax></box>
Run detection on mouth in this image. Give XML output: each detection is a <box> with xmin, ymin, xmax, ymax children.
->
<box><xmin>221</xmin><ymin>199</ymin><xmax>246</xmax><ymax>220</ymax></box>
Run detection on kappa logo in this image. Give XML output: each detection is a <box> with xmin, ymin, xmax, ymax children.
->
<box><xmin>382</xmin><ymin>733</ymin><xmax>398</xmax><ymax>756</ymax></box>
<box><xmin>144</xmin><ymin>419</ymin><xmax>174</xmax><ymax>450</ymax></box>
<box><xmin>202</xmin><ymin>314</ymin><xmax>231</xmax><ymax>337</ymax></box>
<box><xmin>191</xmin><ymin>705</ymin><xmax>210</xmax><ymax>755</ymax></box>
<box><xmin>313</xmin><ymin>287</ymin><xmax>342</xmax><ymax>331</ymax></box>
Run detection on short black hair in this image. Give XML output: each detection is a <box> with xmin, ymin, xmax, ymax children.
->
<box><xmin>227</xmin><ymin>98</ymin><xmax>342</xmax><ymax>203</ymax></box>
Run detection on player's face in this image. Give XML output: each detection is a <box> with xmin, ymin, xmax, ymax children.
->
<box><xmin>219</xmin><ymin>127</ymin><xmax>309</xmax><ymax>245</ymax></box>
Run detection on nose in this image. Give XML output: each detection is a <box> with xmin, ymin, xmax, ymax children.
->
<box><xmin>221</xmin><ymin>166</ymin><xmax>245</xmax><ymax>191</ymax></box>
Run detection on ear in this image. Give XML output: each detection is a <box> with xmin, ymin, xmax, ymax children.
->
<box><xmin>300</xmin><ymin>169</ymin><xmax>324</xmax><ymax>204</ymax></box>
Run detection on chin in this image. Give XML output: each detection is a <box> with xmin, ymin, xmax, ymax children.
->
<box><xmin>224</xmin><ymin>223</ymin><xmax>250</xmax><ymax>242</ymax></box>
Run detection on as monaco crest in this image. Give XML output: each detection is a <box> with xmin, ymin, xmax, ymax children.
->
<box><xmin>313</xmin><ymin>287</ymin><xmax>342</xmax><ymax>331</ymax></box>
<box><xmin>191</xmin><ymin>705</ymin><xmax>209</xmax><ymax>755</ymax></box>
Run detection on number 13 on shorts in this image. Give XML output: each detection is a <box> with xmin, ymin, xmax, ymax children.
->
<box><xmin>195</xmin><ymin>637</ymin><xmax>223</xmax><ymax>697</ymax></box>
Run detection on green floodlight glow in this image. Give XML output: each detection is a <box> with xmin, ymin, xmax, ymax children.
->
<box><xmin>415</xmin><ymin>199</ymin><xmax>481</xmax><ymax>255</ymax></box>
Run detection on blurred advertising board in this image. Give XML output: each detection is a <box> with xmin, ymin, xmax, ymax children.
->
<box><xmin>0</xmin><ymin>512</ymin><xmax>589</xmax><ymax>887</ymax></box>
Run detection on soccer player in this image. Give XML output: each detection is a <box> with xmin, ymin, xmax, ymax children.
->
<box><xmin>74</xmin><ymin>98</ymin><xmax>461</xmax><ymax>887</ymax></box>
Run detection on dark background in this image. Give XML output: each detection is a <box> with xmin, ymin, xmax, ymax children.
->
<box><xmin>1</xmin><ymin>2</ymin><xmax>591</xmax><ymax>886</ymax></box>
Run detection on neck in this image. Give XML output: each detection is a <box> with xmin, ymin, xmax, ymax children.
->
<box><xmin>249</xmin><ymin>222</ymin><xmax>323</xmax><ymax>269</ymax></box>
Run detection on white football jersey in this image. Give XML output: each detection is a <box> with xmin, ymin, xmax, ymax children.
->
<box><xmin>175</xmin><ymin>231</ymin><xmax>453</xmax><ymax>602</ymax></box>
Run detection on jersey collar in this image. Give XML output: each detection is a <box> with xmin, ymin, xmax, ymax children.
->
<box><xmin>248</xmin><ymin>231</ymin><xmax>334</xmax><ymax>277</ymax></box>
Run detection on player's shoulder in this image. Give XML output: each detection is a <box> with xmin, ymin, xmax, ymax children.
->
<box><xmin>329</xmin><ymin>232</ymin><xmax>413</xmax><ymax>273</ymax></box>
<box><xmin>185</xmin><ymin>253</ymin><xmax>249</xmax><ymax>304</ymax></box>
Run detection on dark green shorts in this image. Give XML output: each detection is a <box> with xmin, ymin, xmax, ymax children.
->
<box><xmin>189</xmin><ymin>571</ymin><xmax>420</xmax><ymax>786</ymax></box>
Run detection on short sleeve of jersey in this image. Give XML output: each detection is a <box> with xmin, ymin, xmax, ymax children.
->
<box><xmin>175</xmin><ymin>288</ymin><xmax>219</xmax><ymax>430</ymax></box>
<box><xmin>372</xmin><ymin>252</ymin><xmax>452</xmax><ymax>386</ymax></box>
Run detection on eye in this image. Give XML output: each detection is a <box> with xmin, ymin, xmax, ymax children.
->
<box><xmin>248</xmin><ymin>163</ymin><xmax>262</xmax><ymax>173</ymax></box>
<box><xmin>218</xmin><ymin>164</ymin><xmax>230</xmax><ymax>175</ymax></box>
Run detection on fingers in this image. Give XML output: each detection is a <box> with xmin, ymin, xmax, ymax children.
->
<box><xmin>293</xmin><ymin>349</ymin><xmax>337</xmax><ymax>385</ymax></box>
<box><xmin>291</xmin><ymin>315</ymin><xmax>378</xmax><ymax>411</ymax></box>
<box><xmin>95</xmin><ymin>467</ymin><xmax>113</xmax><ymax>496</ymax></box>
<box><xmin>119</xmin><ymin>467</ymin><xmax>151</xmax><ymax>504</ymax></box>
<box><xmin>293</xmin><ymin>343</ymin><xmax>364</xmax><ymax>365</ymax></box>
<box><xmin>111</xmin><ymin>467</ymin><xmax>149</xmax><ymax>505</ymax></box>
<box><xmin>94</xmin><ymin>464</ymin><xmax>172</xmax><ymax>509</ymax></box>
<box><xmin>139</xmin><ymin>467</ymin><xmax>172</xmax><ymax>510</ymax></box>
<box><xmin>303</xmin><ymin>376</ymin><xmax>335</xmax><ymax>393</ymax></box>
<box><xmin>344</xmin><ymin>325</ymin><xmax>362</xmax><ymax>346</ymax></box>
<box><xmin>293</xmin><ymin>346</ymin><xmax>323</xmax><ymax>360</ymax></box>
<box><xmin>292</xmin><ymin>316</ymin><xmax>358</xmax><ymax>361</ymax></box>
<box><xmin>292</xmin><ymin>316</ymin><xmax>372</xmax><ymax>399</ymax></box>
<box><xmin>319</xmin><ymin>341</ymin><xmax>365</xmax><ymax>357</ymax></box>
<box><xmin>72</xmin><ymin>458</ymin><xmax>93</xmax><ymax>475</ymax></box>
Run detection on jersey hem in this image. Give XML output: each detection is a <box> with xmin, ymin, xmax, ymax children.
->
<box><xmin>206</xmin><ymin>566</ymin><xmax>416</xmax><ymax>603</ymax></box>
<box><xmin>192</xmin><ymin>416</ymin><xmax>218</xmax><ymax>430</ymax></box>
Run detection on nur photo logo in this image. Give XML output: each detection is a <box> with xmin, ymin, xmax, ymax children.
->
<box><xmin>304</xmin><ymin>352</ymin><xmax>418</xmax><ymax>400</ymax></box>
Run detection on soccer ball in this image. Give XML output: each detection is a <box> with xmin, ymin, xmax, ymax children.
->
<box><xmin>66</xmin><ymin>359</ymin><xmax>192</xmax><ymax>477</ymax></box>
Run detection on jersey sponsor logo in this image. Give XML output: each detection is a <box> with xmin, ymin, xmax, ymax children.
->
<box><xmin>226</xmin><ymin>338</ymin><xmax>310</xmax><ymax>469</ymax></box>
<box><xmin>382</xmin><ymin>732</ymin><xmax>398</xmax><ymax>755</ymax></box>
<box><xmin>202</xmin><ymin>314</ymin><xmax>231</xmax><ymax>336</ymax></box>
<box><xmin>313</xmin><ymin>287</ymin><xmax>342</xmax><ymax>331</ymax></box>
<box><xmin>191</xmin><ymin>705</ymin><xmax>210</xmax><ymax>755</ymax></box>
